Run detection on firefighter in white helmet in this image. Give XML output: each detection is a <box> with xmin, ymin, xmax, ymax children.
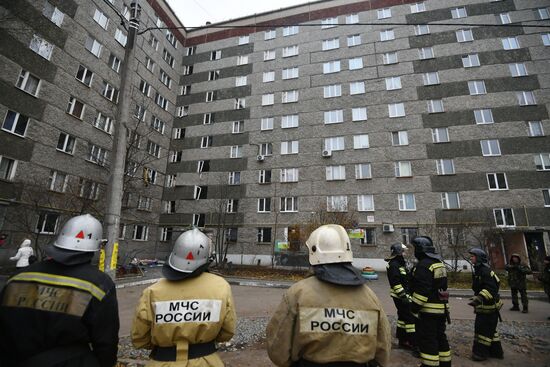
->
<box><xmin>0</xmin><ymin>214</ymin><xmax>120</xmax><ymax>367</ymax></box>
<box><xmin>266</xmin><ymin>224</ymin><xmax>391</xmax><ymax>367</ymax></box>
<box><xmin>131</xmin><ymin>228</ymin><xmax>236</xmax><ymax>366</ymax></box>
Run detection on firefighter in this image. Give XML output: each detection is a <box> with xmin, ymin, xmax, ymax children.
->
<box><xmin>410</xmin><ymin>236</ymin><xmax>451</xmax><ymax>367</ymax></box>
<box><xmin>467</xmin><ymin>248</ymin><xmax>503</xmax><ymax>361</ymax></box>
<box><xmin>385</xmin><ymin>242</ymin><xmax>416</xmax><ymax>349</ymax></box>
<box><xmin>0</xmin><ymin>214</ymin><xmax>120</xmax><ymax>367</ymax></box>
<box><xmin>266</xmin><ymin>224</ymin><xmax>391</xmax><ymax>367</ymax></box>
<box><xmin>131</xmin><ymin>228</ymin><xmax>236</xmax><ymax>366</ymax></box>
<box><xmin>505</xmin><ymin>253</ymin><xmax>532</xmax><ymax>313</ymax></box>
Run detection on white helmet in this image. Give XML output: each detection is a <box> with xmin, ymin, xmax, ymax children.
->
<box><xmin>53</xmin><ymin>214</ymin><xmax>103</xmax><ymax>252</ymax></box>
<box><xmin>306</xmin><ymin>224</ymin><xmax>353</xmax><ymax>265</ymax></box>
<box><xmin>20</xmin><ymin>239</ymin><xmax>31</xmax><ymax>248</ymax></box>
<box><xmin>168</xmin><ymin>228</ymin><xmax>211</xmax><ymax>273</ymax></box>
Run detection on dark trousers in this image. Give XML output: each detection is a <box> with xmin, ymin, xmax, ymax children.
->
<box><xmin>473</xmin><ymin>312</ymin><xmax>503</xmax><ymax>359</ymax></box>
<box><xmin>393</xmin><ymin>298</ymin><xmax>416</xmax><ymax>345</ymax></box>
<box><xmin>417</xmin><ymin>313</ymin><xmax>451</xmax><ymax>367</ymax></box>
<box><xmin>511</xmin><ymin>288</ymin><xmax>528</xmax><ymax>308</ymax></box>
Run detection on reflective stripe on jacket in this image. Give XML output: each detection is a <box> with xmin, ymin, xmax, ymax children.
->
<box><xmin>410</xmin><ymin>258</ymin><xmax>449</xmax><ymax>315</ymax></box>
<box><xmin>472</xmin><ymin>265</ymin><xmax>502</xmax><ymax>314</ymax></box>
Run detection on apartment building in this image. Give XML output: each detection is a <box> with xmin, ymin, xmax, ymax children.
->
<box><xmin>168</xmin><ymin>0</ymin><xmax>550</xmax><ymax>269</ymax></box>
<box><xmin>0</xmin><ymin>0</ymin><xmax>183</xmax><ymax>263</ymax></box>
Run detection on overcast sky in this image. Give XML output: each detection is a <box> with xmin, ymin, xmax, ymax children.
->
<box><xmin>166</xmin><ymin>0</ymin><xmax>313</xmax><ymax>28</ymax></box>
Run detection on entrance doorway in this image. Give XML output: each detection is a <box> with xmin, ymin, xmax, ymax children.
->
<box><xmin>524</xmin><ymin>232</ymin><xmax>546</xmax><ymax>272</ymax></box>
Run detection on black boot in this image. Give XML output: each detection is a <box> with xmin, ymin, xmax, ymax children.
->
<box><xmin>510</xmin><ymin>306</ymin><xmax>520</xmax><ymax>311</ymax></box>
<box><xmin>522</xmin><ymin>306</ymin><xmax>528</xmax><ymax>313</ymax></box>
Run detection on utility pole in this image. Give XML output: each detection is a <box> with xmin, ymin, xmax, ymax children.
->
<box><xmin>103</xmin><ymin>1</ymin><xmax>141</xmax><ymax>279</ymax></box>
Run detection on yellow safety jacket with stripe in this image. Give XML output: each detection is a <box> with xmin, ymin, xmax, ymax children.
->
<box><xmin>410</xmin><ymin>257</ymin><xmax>449</xmax><ymax>315</ymax></box>
<box><xmin>472</xmin><ymin>264</ymin><xmax>502</xmax><ymax>314</ymax></box>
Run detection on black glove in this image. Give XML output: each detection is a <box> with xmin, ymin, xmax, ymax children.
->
<box><xmin>468</xmin><ymin>296</ymin><xmax>481</xmax><ymax>307</ymax></box>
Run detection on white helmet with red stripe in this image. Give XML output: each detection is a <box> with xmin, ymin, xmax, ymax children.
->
<box><xmin>168</xmin><ymin>228</ymin><xmax>211</xmax><ymax>273</ymax></box>
<box><xmin>53</xmin><ymin>214</ymin><xmax>103</xmax><ymax>252</ymax></box>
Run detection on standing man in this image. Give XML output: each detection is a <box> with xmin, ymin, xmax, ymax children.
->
<box><xmin>467</xmin><ymin>248</ymin><xmax>503</xmax><ymax>361</ymax></box>
<box><xmin>0</xmin><ymin>214</ymin><xmax>120</xmax><ymax>367</ymax></box>
<box><xmin>267</xmin><ymin>224</ymin><xmax>391</xmax><ymax>367</ymax></box>
<box><xmin>505</xmin><ymin>253</ymin><xmax>532</xmax><ymax>313</ymax></box>
<box><xmin>410</xmin><ymin>236</ymin><xmax>451</xmax><ymax>367</ymax></box>
<box><xmin>385</xmin><ymin>242</ymin><xmax>415</xmax><ymax>349</ymax></box>
<box><xmin>537</xmin><ymin>256</ymin><xmax>550</xmax><ymax>303</ymax></box>
<box><xmin>132</xmin><ymin>228</ymin><xmax>236</xmax><ymax>366</ymax></box>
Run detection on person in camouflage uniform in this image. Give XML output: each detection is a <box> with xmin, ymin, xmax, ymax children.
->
<box><xmin>505</xmin><ymin>253</ymin><xmax>532</xmax><ymax>313</ymax></box>
<box><xmin>537</xmin><ymin>256</ymin><xmax>550</xmax><ymax>303</ymax></box>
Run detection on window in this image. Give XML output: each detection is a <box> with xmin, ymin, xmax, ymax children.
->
<box><xmin>228</xmin><ymin>171</ymin><xmax>241</xmax><ymax>185</ymax></box>
<box><xmin>232</xmin><ymin>120</ymin><xmax>244</xmax><ymax>133</ymax></box>
<box><xmin>264</xmin><ymin>29</ymin><xmax>276</xmax><ymax>40</ymax></box>
<box><xmin>109</xmin><ymin>54</ymin><xmax>121</xmax><ymax>73</ymax></box>
<box><xmin>280</xmin><ymin>168</ymin><xmax>299</xmax><ymax>183</ymax></box>
<box><xmin>418</xmin><ymin>47</ymin><xmax>434</xmax><ymax>59</ymax></box>
<box><xmin>137</xmin><ymin>195</ymin><xmax>152</xmax><ymax>211</ymax></box>
<box><xmin>196</xmin><ymin>160</ymin><xmax>209</xmax><ymax>173</ymax></box>
<box><xmin>173</xmin><ymin>128</ymin><xmax>185</xmax><ymax>139</ymax></box>
<box><xmin>528</xmin><ymin>121</ymin><xmax>544</xmax><ymax>137</ymax></box>
<box><xmin>282</xmin><ymin>45</ymin><xmax>299</xmax><ymax>57</ymax></box>
<box><xmin>147</xmin><ymin>140</ymin><xmax>161</xmax><ymax>158</ymax></box>
<box><xmin>238</xmin><ymin>35</ymin><xmax>249</xmax><ymax>44</ymax></box>
<box><xmin>0</xmin><ymin>156</ymin><xmax>17</xmax><ymax>181</ymax></box>
<box><xmin>114</xmin><ymin>28</ymin><xmax>127</xmax><ymax>46</ymax></box>
<box><xmin>180</xmin><ymin>85</ymin><xmax>191</xmax><ymax>95</ymax></box>
<box><xmin>348</xmin><ymin>57</ymin><xmax>363</xmax><ymax>70</ymax></box>
<box><xmin>164</xmin><ymin>175</ymin><xmax>176</xmax><ymax>188</ymax></box>
<box><xmin>88</xmin><ymin>144</ymin><xmax>108</xmax><ymax>165</ymax></box>
<box><xmin>66</xmin><ymin>97</ymin><xmax>85</xmax><ymax>119</ymax></box>
<box><xmin>262</xmin><ymin>71</ymin><xmax>275</xmax><ymax>83</ymax></box>
<box><xmin>226</xmin><ymin>199</ymin><xmax>238</xmax><ymax>213</ymax></box>
<box><xmin>509</xmin><ymin>63</ymin><xmax>528</xmax><ymax>77</ymax></box>
<box><xmin>324</xmin><ymin>85</ymin><xmax>342</xmax><ymax>98</ymax></box>
<box><xmin>398</xmin><ymin>193</ymin><xmax>416</xmax><ymax>211</ymax></box>
<box><xmin>281</xmin><ymin>140</ymin><xmax>299</xmax><ymax>155</ymax></box>
<box><xmin>353</xmin><ymin>134</ymin><xmax>369</xmax><ymax>149</ymax></box>
<box><xmin>257</xmin><ymin>227</ymin><xmax>272</xmax><ymax>242</ymax></box>
<box><xmin>259</xmin><ymin>169</ymin><xmax>272</xmax><ymax>184</ymax></box>
<box><xmin>281</xmin><ymin>115</ymin><xmax>299</xmax><ymax>129</ymax></box>
<box><xmin>542</xmin><ymin>33</ymin><xmax>550</xmax><ymax>46</ymax></box>
<box><xmin>176</xmin><ymin>106</ymin><xmax>188</xmax><ymax>117</ymax></box>
<box><xmin>36</xmin><ymin>212</ymin><xmax>59</xmax><ymax>234</ymax></box>
<box><xmin>410</xmin><ymin>2</ymin><xmax>426</xmax><ymax>13</ymax></box>
<box><xmin>322</xmin><ymin>38</ymin><xmax>340</xmax><ymax>51</ymax></box>
<box><xmin>262</xmin><ymin>94</ymin><xmax>274</xmax><ymax>106</ymax></box>
<box><xmin>186</xmin><ymin>46</ymin><xmax>196</xmax><ymax>56</ymax></box>
<box><xmin>432</xmin><ymin>128</ymin><xmax>449</xmax><ymax>143</ymax></box>
<box><xmin>352</xmin><ymin>107</ymin><xmax>367</xmax><ymax>121</ymax></box>
<box><xmin>234</xmin><ymin>98</ymin><xmax>245</xmax><ymax>109</ymax></box>
<box><xmin>206</xmin><ymin>91</ymin><xmax>216</xmax><ymax>102</ymax></box>
<box><xmin>361</xmin><ymin>228</ymin><xmax>376</xmax><ymax>245</ymax></box>
<box><xmin>474</xmin><ymin>109</ymin><xmax>494</xmax><ymax>124</ymax></box>
<box><xmin>169</xmin><ymin>151</ymin><xmax>182</xmax><ymax>163</ymax></box>
<box><xmin>347</xmin><ymin>34</ymin><xmax>361</xmax><ymax>47</ymax></box>
<box><xmin>350</xmin><ymin>81</ymin><xmax>365</xmax><ymax>95</ymax></box>
<box><xmin>43</xmin><ymin>2</ymin><xmax>64</xmax><ymax>26</ymax></box>
<box><xmin>139</xmin><ymin>80</ymin><xmax>150</xmax><ymax>97</ymax></box>
<box><xmin>94</xmin><ymin>113</ymin><xmax>113</xmax><ymax>134</ymax></box>
<box><xmin>395</xmin><ymin>161</ymin><xmax>412</xmax><ymax>177</ymax></box>
<box><xmin>166</xmin><ymin>30</ymin><xmax>177</xmax><ymax>47</ymax></box>
<box><xmin>451</xmin><ymin>7</ymin><xmax>467</xmax><ymax>19</ymax></box>
<box><xmin>494</xmin><ymin>208</ymin><xmax>515</xmax><ymax>227</ymax></box>
<box><xmin>237</xmin><ymin>55</ymin><xmax>249</xmax><ymax>65</ymax></box>
<box><xmin>380</xmin><ymin>29</ymin><xmax>395</xmax><ymax>42</ymax></box>
<box><xmin>163</xmin><ymin>49</ymin><xmax>175</xmax><ymax>67</ymax></box>
<box><xmin>384</xmin><ymin>77</ymin><xmax>402</xmax><ymax>91</ymax></box>
<box><xmin>321</xmin><ymin>17</ymin><xmax>338</xmax><ymax>28</ymax></box>
<box><xmin>155</xmin><ymin>93</ymin><xmax>169</xmax><ymax>110</ymax></box>
<box><xmin>462</xmin><ymin>54</ymin><xmax>480</xmax><ymax>68</ymax></box>
<box><xmin>264</xmin><ymin>50</ymin><xmax>275</xmax><ymax>61</ymax></box>
<box><xmin>436</xmin><ymin>159</ymin><xmax>455</xmax><ymax>175</ymax></box>
<box><xmin>200</xmin><ymin>136</ymin><xmax>212</xmax><ymax>148</ymax></box>
<box><xmin>133</xmin><ymin>225</ymin><xmax>149</xmax><ymax>240</ymax></box>
<box><xmin>423</xmin><ymin>72</ymin><xmax>440</xmax><ymax>86</ymax></box>
<box><xmin>414</xmin><ymin>24</ymin><xmax>430</xmax><ymax>36</ymax></box>
<box><xmin>323</xmin><ymin>61</ymin><xmax>341</xmax><ymax>74</ymax></box>
<box><xmin>388</xmin><ymin>103</ymin><xmax>405</xmax><ymax>117</ymax></box>
<box><xmin>543</xmin><ymin>189</ymin><xmax>550</xmax><ymax>207</ymax></box>
<box><xmin>261</xmin><ymin>117</ymin><xmax>273</xmax><ymax>131</ymax></box>
<box><xmin>355</xmin><ymin>163</ymin><xmax>372</xmax><ymax>179</ymax></box>
<box><xmin>468</xmin><ymin>80</ymin><xmax>486</xmax><ymax>95</ymax></box>
<box><xmin>487</xmin><ymin>173</ymin><xmax>508</xmax><ymax>190</ymax></box>
<box><xmin>480</xmin><ymin>139</ymin><xmax>501</xmax><ymax>156</ymax></box>
<box><xmin>57</xmin><ymin>133</ymin><xmax>75</xmax><ymax>154</ymax></box>
<box><xmin>2</xmin><ymin>110</ymin><xmax>29</xmax><ymax>137</ymax></box>
<box><xmin>324</xmin><ymin>110</ymin><xmax>343</xmax><ymax>124</ymax></box>
<box><xmin>79</xmin><ymin>178</ymin><xmax>100</xmax><ymax>200</ymax></box>
<box><xmin>147</xmin><ymin>58</ymin><xmax>157</xmax><ymax>73</ymax></box>
<box><xmin>499</xmin><ymin>13</ymin><xmax>511</xmax><ymax>24</ymax></box>
<box><xmin>143</xmin><ymin>167</ymin><xmax>157</xmax><ymax>184</ymax></box>
<box><xmin>30</xmin><ymin>34</ymin><xmax>53</xmax><ymax>60</ymax></box>
<box><xmin>325</xmin><ymin>137</ymin><xmax>345</xmax><ymax>151</ymax></box>
<box><xmin>326</xmin><ymin>165</ymin><xmax>346</xmax><ymax>181</ymax></box>
<box><xmin>48</xmin><ymin>170</ymin><xmax>67</xmax><ymax>192</ymax></box>
<box><xmin>392</xmin><ymin>131</ymin><xmax>408</xmax><ymax>146</ymax></box>
<box><xmin>442</xmin><ymin>192</ymin><xmax>460</xmax><ymax>209</ymax></box>
<box><xmin>160</xmin><ymin>70</ymin><xmax>172</xmax><ymax>88</ymax></box>
<box><xmin>383</xmin><ymin>52</ymin><xmax>398</xmax><ymax>64</ymax></box>
<box><xmin>282</xmin><ymin>67</ymin><xmax>299</xmax><ymax>80</ymax></box>
<box><xmin>208</xmin><ymin>70</ymin><xmax>220</xmax><ymax>81</ymax></box>
<box><xmin>230</xmin><ymin>145</ymin><xmax>242</xmax><ymax>158</ymax></box>
<box><xmin>210</xmin><ymin>50</ymin><xmax>221</xmax><ymax>60</ymax></box>
<box><xmin>327</xmin><ymin>196</ymin><xmax>348</xmax><ymax>212</ymax></box>
<box><xmin>534</xmin><ymin>153</ymin><xmax>550</xmax><ymax>170</ymax></box>
<box><xmin>517</xmin><ymin>91</ymin><xmax>536</xmax><ymax>106</ymax></box>
<box><xmin>258</xmin><ymin>142</ymin><xmax>271</xmax><ymax>155</ymax></box>
<box><xmin>346</xmin><ymin>14</ymin><xmax>359</xmax><ymax>24</ymax></box>
<box><xmin>428</xmin><ymin>99</ymin><xmax>444</xmax><ymax>113</ymax></box>
<box><xmin>502</xmin><ymin>37</ymin><xmax>520</xmax><ymax>50</ymax></box>
<box><xmin>75</xmin><ymin>65</ymin><xmax>94</xmax><ymax>87</ymax></box>
<box><xmin>456</xmin><ymin>28</ymin><xmax>474</xmax><ymax>42</ymax></box>
<box><xmin>358</xmin><ymin>195</ymin><xmax>374</xmax><ymax>212</ymax></box>
<box><xmin>280</xmin><ymin>197</ymin><xmax>298</xmax><ymax>212</ymax></box>
<box><xmin>15</xmin><ymin>70</ymin><xmax>40</xmax><ymax>96</ymax></box>
<box><xmin>84</xmin><ymin>35</ymin><xmax>102</xmax><ymax>57</ymax></box>
<box><xmin>282</xmin><ymin>90</ymin><xmax>298</xmax><ymax>103</ymax></box>
<box><xmin>283</xmin><ymin>26</ymin><xmax>299</xmax><ymax>36</ymax></box>
<box><xmin>160</xmin><ymin>227</ymin><xmax>173</xmax><ymax>242</ymax></box>
<box><xmin>192</xmin><ymin>214</ymin><xmax>205</xmax><ymax>227</ymax></box>
<box><xmin>102</xmin><ymin>81</ymin><xmax>119</xmax><ymax>102</ymax></box>
<box><xmin>377</xmin><ymin>8</ymin><xmax>391</xmax><ymax>19</ymax></box>
<box><xmin>149</xmin><ymin>35</ymin><xmax>159</xmax><ymax>50</ymax></box>
<box><xmin>537</xmin><ymin>7</ymin><xmax>550</xmax><ymax>20</ymax></box>
<box><xmin>258</xmin><ymin>198</ymin><xmax>271</xmax><ymax>213</ymax></box>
